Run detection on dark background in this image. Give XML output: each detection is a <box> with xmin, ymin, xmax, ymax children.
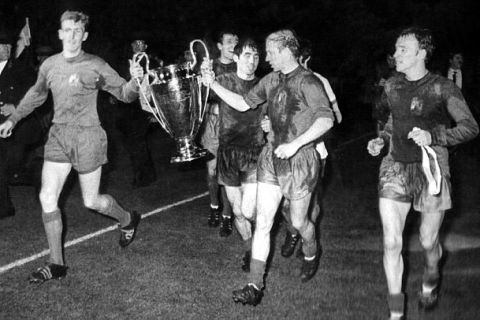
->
<box><xmin>2</xmin><ymin>0</ymin><xmax>480</xmax><ymax>134</ymax></box>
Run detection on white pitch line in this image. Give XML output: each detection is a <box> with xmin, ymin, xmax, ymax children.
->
<box><xmin>0</xmin><ymin>192</ymin><xmax>208</xmax><ymax>275</ymax></box>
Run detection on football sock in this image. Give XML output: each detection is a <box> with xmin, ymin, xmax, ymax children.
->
<box><xmin>42</xmin><ymin>209</ymin><xmax>64</xmax><ymax>265</ymax></box>
<box><xmin>99</xmin><ymin>194</ymin><xmax>130</xmax><ymax>227</ymax></box>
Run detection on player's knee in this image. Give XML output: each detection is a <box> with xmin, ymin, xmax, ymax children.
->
<box><xmin>39</xmin><ymin>189</ymin><xmax>58</xmax><ymax>208</ymax></box>
<box><xmin>255</xmin><ymin>213</ymin><xmax>273</xmax><ymax>233</ymax></box>
<box><xmin>383</xmin><ymin>234</ymin><xmax>403</xmax><ymax>253</ymax></box>
<box><xmin>419</xmin><ymin>233</ymin><xmax>439</xmax><ymax>251</ymax></box>
<box><xmin>83</xmin><ymin>197</ymin><xmax>99</xmax><ymax>210</ymax></box>
<box><xmin>232</xmin><ymin>205</ymin><xmax>243</xmax><ymax>218</ymax></box>
<box><xmin>241</xmin><ymin>205</ymin><xmax>255</xmax><ymax>220</ymax></box>
<box><xmin>290</xmin><ymin>214</ymin><xmax>308</xmax><ymax>232</ymax></box>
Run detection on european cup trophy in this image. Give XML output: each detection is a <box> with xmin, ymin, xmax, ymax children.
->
<box><xmin>133</xmin><ymin>40</ymin><xmax>210</xmax><ymax>163</ymax></box>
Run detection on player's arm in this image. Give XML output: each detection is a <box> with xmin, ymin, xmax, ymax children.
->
<box><xmin>100</xmin><ymin>59</ymin><xmax>142</xmax><ymax>103</ymax></box>
<box><xmin>209</xmin><ymin>81</ymin><xmax>250</xmax><ymax>112</ymax></box>
<box><xmin>7</xmin><ymin>66</ymin><xmax>50</xmax><ymax>128</ymax></box>
<box><xmin>274</xmin><ymin>76</ymin><xmax>334</xmax><ymax>159</ymax></box>
<box><xmin>429</xmin><ymin>83</ymin><xmax>478</xmax><ymax>146</ymax></box>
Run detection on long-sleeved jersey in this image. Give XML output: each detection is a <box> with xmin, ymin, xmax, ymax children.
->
<box><xmin>378</xmin><ymin>71</ymin><xmax>478</xmax><ymax>165</ymax></box>
<box><xmin>9</xmin><ymin>51</ymin><xmax>138</xmax><ymax>127</ymax></box>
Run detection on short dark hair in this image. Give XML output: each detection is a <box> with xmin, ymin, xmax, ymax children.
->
<box><xmin>448</xmin><ymin>51</ymin><xmax>463</xmax><ymax>60</ymax></box>
<box><xmin>233</xmin><ymin>38</ymin><xmax>259</xmax><ymax>57</ymax></box>
<box><xmin>60</xmin><ymin>10</ymin><xmax>90</xmax><ymax>31</ymax></box>
<box><xmin>217</xmin><ymin>30</ymin><xmax>238</xmax><ymax>44</ymax></box>
<box><xmin>398</xmin><ymin>27</ymin><xmax>435</xmax><ymax>62</ymax></box>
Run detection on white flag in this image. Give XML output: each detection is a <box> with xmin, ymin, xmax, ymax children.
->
<box><xmin>15</xmin><ymin>18</ymin><xmax>31</xmax><ymax>58</ymax></box>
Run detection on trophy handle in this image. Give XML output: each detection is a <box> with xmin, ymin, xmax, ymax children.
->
<box><xmin>188</xmin><ymin>39</ymin><xmax>210</xmax><ymax>136</ymax></box>
<box><xmin>188</xmin><ymin>39</ymin><xmax>210</xmax><ymax>69</ymax></box>
<box><xmin>132</xmin><ymin>52</ymin><xmax>173</xmax><ymax>136</ymax></box>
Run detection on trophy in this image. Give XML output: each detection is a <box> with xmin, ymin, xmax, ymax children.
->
<box><xmin>133</xmin><ymin>40</ymin><xmax>210</xmax><ymax>163</ymax></box>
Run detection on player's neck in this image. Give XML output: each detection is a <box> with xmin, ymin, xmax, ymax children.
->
<box><xmin>280</xmin><ymin>60</ymin><xmax>299</xmax><ymax>74</ymax></box>
<box><xmin>63</xmin><ymin>48</ymin><xmax>82</xmax><ymax>59</ymax></box>
<box><xmin>219</xmin><ymin>56</ymin><xmax>233</xmax><ymax>64</ymax></box>
<box><xmin>404</xmin><ymin>64</ymin><xmax>428</xmax><ymax>81</ymax></box>
<box><xmin>237</xmin><ymin>70</ymin><xmax>255</xmax><ymax>80</ymax></box>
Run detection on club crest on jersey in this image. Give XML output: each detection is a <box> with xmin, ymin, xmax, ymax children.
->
<box><xmin>68</xmin><ymin>74</ymin><xmax>80</xmax><ymax>87</ymax></box>
<box><xmin>410</xmin><ymin>97</ymin><xmax>423</xmax><ymax>115</ymax></box>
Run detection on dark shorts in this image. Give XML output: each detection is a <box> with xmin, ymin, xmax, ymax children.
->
<box><xmin>217</xmin><ymin>145</ymin><xmax>262</xmax><ymax>187</ymax></box>
<box><xmin>200</xmin><ymin>112</ymin><xmax>219</xmax><ymax>156</ymax></box>
<box><xmin>44</xmin><ymin>124</ymin><xmax>108</xmax><ymax>174</ymax></box>
<box><xmin>257</xmin><ymin>143</ymin><xmax>320</xmax><ymax>200</ymax></box>
<box><xmin>378</xmin><ymin>154</ymin><xmax>452</xmax><ymax>212</ymax></box>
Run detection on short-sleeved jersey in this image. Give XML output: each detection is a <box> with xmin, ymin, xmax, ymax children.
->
<box><xmin>215</xmin><ymin>72</ymin><xmax>263</xmax><ymax>148</ymax></box>
<box><xmin>379</xmin><ymin>72</ymin><xmax>478</xmax><ymax>163</ymax></box>
<box><xmin>244</xmin><ymin>66</ymin><xmax>333</xmax><ymax>148</ymax></box>
<box><xmin>10</xmin><ymin>51</ymin><xmax>138</xmax><ymax>127</ymax></box>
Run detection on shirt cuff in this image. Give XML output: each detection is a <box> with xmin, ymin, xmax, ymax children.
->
<box><xmin>430</xmin><ymin>125</ymin><xmax>447</xmax><ymax>146</ymax></box>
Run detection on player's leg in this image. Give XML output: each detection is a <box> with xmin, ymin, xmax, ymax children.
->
<box><xmin>379</xmin><ymin>198</ymin><xmax>410</xmax><ymax>319</ymax></box>
<box><xmin>78</xmin><ymin>166</ymin><xmax>140</xmax><ymax>247</ymax></box>
<box><xmin>39</xmin><ymin>161</ymin><xmax>72</xmax><ymax>265</ymax></box>
<box><xmin>29</xmin><ymin>160</ymin><xmax>72</xmax><ymax>283</ymax></box>
<box><xmin>414</xmin><ymin>172</ymin><xmax>452</xmax><ymax>312</ymax></box>
<box><xmin>238</xmin><ymin>182</ymin><xmax>257</xmax><ymax>271</ymax></box>
<box><xmin>233</xmin><ymin>182</ymin><xmax>282</xmax><ymax>305</ymax></box>
<box><xmin>417</xmin><ymin>210</ymin><xmax>445</xmax><ymax>311</ymax></box>
<box><xmin>290</xmin><ymin>193</ymin><xmax>321</xmax><ymax>282</ymax></box>
<box><xmin>280</xmin><ymin>199</ymin><xmax>300</xmax><ymax>257</ymax></box>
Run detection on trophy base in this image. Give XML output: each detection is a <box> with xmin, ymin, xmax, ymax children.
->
<box><xmin>171</xmin><ymin>137</ymin><xmax>208</xmax><ymax>163</ymax></box>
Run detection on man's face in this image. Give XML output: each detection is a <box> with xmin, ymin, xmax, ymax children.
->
<box><xmin>58</xmin><ymin>19</ymin><xmax>88</xmax><ymax>54</ymax></box>
<box><xmin>0</xmin><ymin>44</ymin><xmax>12</xmax><ymax>61</ymax></box>
<box><xmin>217</xmin><ymin>34</ymin><xmax>238</xmax><ymax>61</ymax></box>
<box><xmin>131</xmin><ymin>40</ymin><xmax>147</xmax><ymax>54</ymax></box>
<box><xmin>265</xmin><ymin>41</ymin><xmax>285</xmax><ymax>72</ymax></box>
<box><xmin>393</xmin><ymin>34</ymin><xmax>425</xmax><ymax>74</ymax></box>
<box><xmin>234</xmin><ymin>46</ymin><xmax>259</xmax><ymax>77</ymax></box>
<box><xmin>450</xmin><ymin>53</ymin><xmax>463</xmax><ymax>70</ymax></box>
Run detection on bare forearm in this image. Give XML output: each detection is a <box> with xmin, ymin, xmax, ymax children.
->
<box><xmin>291</xmin><ymin>117</ymin><xmax>333</xmax><ymax>148</ymax></box>
<box><xmin>211</xmin><ymin>81</ymin><xmax>250</xmax><ymax>112</ymax></box>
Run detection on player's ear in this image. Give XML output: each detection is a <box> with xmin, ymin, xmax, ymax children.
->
<box><xmin>82</xmin><ymin>31</ymin><xmax>89</xmax><ymax>42</ymax></box>
<box><xmin>416</xmin><ymin>47</ymin><xmax>426</xmax><ymax>60</ymax></box>
<box><xmin>233</xmin><ymin>54</ymin><xmax>239</xmax><ymax>63</ymax></box>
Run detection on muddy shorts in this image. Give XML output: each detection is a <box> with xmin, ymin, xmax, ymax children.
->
<box><xmin>257</xmin><ymin>143</ymin><xmax>320</xmax><ymax>200</ymax></box>
<box><xmin>44</xmin><ymin>124</ymin><xmax>108</xmax><ymax>174</ymax></box>
<box><xmin>217</xmin><ymin>145</ymin><xmax>263</xmax><ymax>187</ymax></box>
<box><xmin>378</xmin><ymin>154</ymin><xmax>452</xmax><ymax>212</ymax></box>
<box><xmin>200</xmin><ymin>111</ymin><xmax>219</xmax><ymax>157</ymax></box>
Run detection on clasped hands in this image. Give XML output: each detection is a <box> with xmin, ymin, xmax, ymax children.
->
<box><xmin>200</xmin><ymin>58</ymin><xmax>215</xmax><ymax>87</ymax></box>
<box><xmin>367</xmin><ymin>127</ymin><xmax>432</xmax><ymax>156</ymax></box>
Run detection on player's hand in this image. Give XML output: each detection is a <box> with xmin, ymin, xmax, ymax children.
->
<box><xmin>408</xmin><ymin>127</ymin><xmax>432</xmax><ymax>147</ymax></box>
<box><xmin>274</xmin><ymin>142</ymin><xmax>300</xmax><ymax>159</ymax></box>
<box><xmin>0</xmin><ymin>120</ymin><xmax>14</xmax><ymax>138</ymax></box>
<box><xmin>200</xmin><ymin>58</ymin><xmax>215</xmax><ymax>87</ymax></box>
<box><xmin>367</xmin><ymin>137</ymin><xmax>385</xmax><ymax>156</ymax></box>
<box><xmin>261</xmin><ymin>116</ymin><xmax>271</xmax><ymax>133</ymax></box>
<box><xmin>0</xmin><ymin>104</ymin><xmax>15</xmax><ymax>117</ymax></box>
<box><xmin>129</xmin><ymin>59</ymin><xmax>144</xmax><ymax>80</ymax></box>
<box><xmin>200</xmin><ymin>57</ymin><xmax>213</xmax><ymax>72</ymax></box>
